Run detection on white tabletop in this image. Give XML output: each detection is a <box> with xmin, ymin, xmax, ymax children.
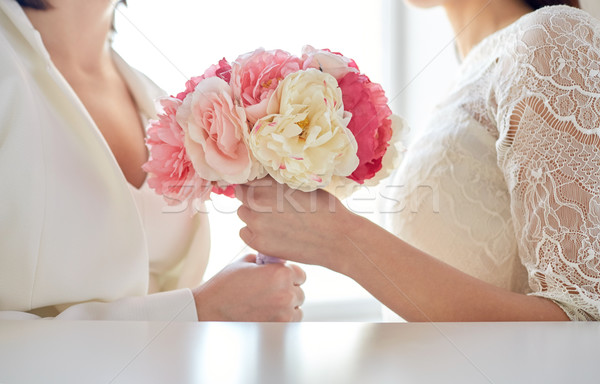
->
<box><xmin>0</xmin><ymin>320</ymin><xmax>599</xmax><ymax>384</ymax></box>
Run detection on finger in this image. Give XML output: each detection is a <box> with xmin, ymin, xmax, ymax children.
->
<box><xmin>293</xmin><ymin>285</ymin><xmax>305</xmax><ymax>307</ymax></box>
<box><xmin>245</xmin><ymin>175</ymin><xmax>275</xmax><ymax>187</ymax></box>
<box><xmin>292</xmin><ymin>307</ymin><xmax>304</xmax><ymax>322</ymax></box>
<box><xmin>234</xmin><ymin>184</ymin><xmax>248</xmax><ymax>203</ymax></box>
<box><xmin>237</xmin><ymin>205</ymin><xmax>251</xmax><ymax>223</ymax></box>
<box><xmin>239</xmin><ymin>226</ymin><xmax>255</xmax><ymax>246</ymax></box>
<box><xmin>289</xmin><ymin>264</ymin><xmax>307</xmax><ymax>286</ymax></box>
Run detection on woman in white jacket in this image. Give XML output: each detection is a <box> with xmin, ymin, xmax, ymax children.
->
<box><xmin>0</xmin><ymin>0</ymin><xmax>305</xmax><ymax>321</ymax></box>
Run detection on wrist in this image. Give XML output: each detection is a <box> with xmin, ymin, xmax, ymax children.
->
<box><xmin>328</xmin><ymin>212</ymin><xmax>370</xmax><ymax>277</ymax></box>
<box><xmin>191</xmin><ymin>286</ymin><xmax>203</xmax><ymax>321</ymax></box>
<box><xmin>191</xmin><ymin>285</ymin><xmax>219</xmax><ymax>321</ymax></box>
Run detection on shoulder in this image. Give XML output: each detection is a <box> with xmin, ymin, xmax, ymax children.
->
<box><xmin>0</xmin><ymin>3</ymin><xmax>47</xmax><ymax>90</ymax></box>
<box><xmin>517</xmin><ymin>5</ymin><xmax>598</xmax><ymax>30</ymax></box>
<box><xmin>0</xmin><ymin>7</ymin><xmax>27</xmax><ymax>73</ymax></box>
<box><xmin>496</xmin><ymin>5</ymin><xmax>600</xmax><ymax>93</ymax></box>
<box><xmin>513</xmin><ymin>6</ymin><xmax>600</xmax><ymax>53</ymax></box>
<box><xmin>0</xmin><ymin>11</ymin><xmax>40</xmax><ymax>126</ymax></box>
<box><xmin>471</xmin><ymin>6</ymin><xmax>598</xmax><ymax>81</ymax></box>
<box><xmin>489</xmin><ymin>7</ymin><xmax>600</xmax><ymax>137</ymax></box>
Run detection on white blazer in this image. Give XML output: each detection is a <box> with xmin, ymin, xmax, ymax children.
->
<box><xmin>0</xmin><ymin>0</ymin><xmax>208</xmax><ymax>320</ymax></box>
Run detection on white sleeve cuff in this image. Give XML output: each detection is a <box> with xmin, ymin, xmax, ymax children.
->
<box><xmin>52</xmin><ymin>289</ymin><xmax>198</xmax><ymax>321</ymax></box>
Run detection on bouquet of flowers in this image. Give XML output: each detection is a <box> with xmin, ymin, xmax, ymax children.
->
<box><xmin>143</xmin><ymin>46</ymin><xmax>407</xmax><ymax>261</ymax></box>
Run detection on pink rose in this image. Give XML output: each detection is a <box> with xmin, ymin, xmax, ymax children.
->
<box><xmin>231</xmin><ymin>48</ymin><xmax>302</xmax><ymax>124</ymax></box>
<box><xmin>143</xmin><ymin>98</ymin><xmax>212</xmax><ymax>205</ymax></box>
<box><xmin>337</xmin><ymin>72</ymin><xmax>393</xmax><ymax>184</ymax></box>
<box><xmin>176</xmin><ymin>76</ymin><xmax>255</xmax><ymax>185</ymax></box>
<box><xmin>175</xmin><ymin>58</ymin><xmax>231</xmax><ymax>100</ymax></box>
<box><xmin>301</xmin><ymin>45</ymin><xmax>359</xmax><ymax>81</ymax></box>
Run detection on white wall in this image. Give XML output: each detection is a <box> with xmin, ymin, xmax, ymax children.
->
<box><xmin>386</xmin><ymin>1</ymin><xmax>459</xmax><ymax>136</ymax></box>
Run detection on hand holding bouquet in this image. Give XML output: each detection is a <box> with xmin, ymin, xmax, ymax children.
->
<box><xmin>143</xmin><ymin>46</ymin><xmax>407</xmax><ymax>262</ymax></box>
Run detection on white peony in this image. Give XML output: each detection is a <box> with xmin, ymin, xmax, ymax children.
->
<box><xmin>249</xmin><ymin>69</ymin><xmax>359</xmax><ymax>191</ymax></box>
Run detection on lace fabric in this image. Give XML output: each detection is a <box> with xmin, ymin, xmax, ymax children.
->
<box><xmin>383</xmin><ymin>5</ymin><xmax>600</xmax><ymax>320</ymax></box>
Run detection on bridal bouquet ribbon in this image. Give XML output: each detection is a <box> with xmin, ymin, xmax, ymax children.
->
<box><xmin>143</xmin><ymin>46</ymin><xmax>407</xmax><ymax>261</ymax></box>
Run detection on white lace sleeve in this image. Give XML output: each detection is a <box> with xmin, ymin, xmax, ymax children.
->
<box><xmin>494</xmin><ymin>7</ymin><xmax>600</xmax><ymax>320</ymax></box>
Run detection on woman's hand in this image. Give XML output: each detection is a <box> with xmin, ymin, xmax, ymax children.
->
<box><xmin>235</xmin><ymin>177</ymin><xmax>361</xmax><ymax>272</ymax></box>
<box><xmin>192</xmin><ymin>254</ymin><xmax>306</xmax><ymax>322</ymax></box>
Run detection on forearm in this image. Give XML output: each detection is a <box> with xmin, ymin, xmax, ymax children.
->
<box><xmin>338</xmin><ymin>214</ymin><xmax>570</xmax><ymax>322</ymax></box>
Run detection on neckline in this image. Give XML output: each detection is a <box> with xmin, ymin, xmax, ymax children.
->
<box><xmin>128</xmin><ymin>176</ymin><xmax>148</xmax><ymax>193</ymax></box>
<box><xmin>460</xmin><ymin>18</ymin><xmax>516</xmax><ymax>68</ymax></box>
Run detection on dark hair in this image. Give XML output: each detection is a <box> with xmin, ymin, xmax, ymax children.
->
<box><xmin>16</xmin><ymin>0</ymin><xmax>581</xmax><ymax>11</ymax></box>
<box><xmin>16</xmin><ymin>0</ymin><xmax>128</xmax><ymax>10</ymax></box>
<box><xmin>16</xmin><ymin>0</ymin><xmax>49</xmax><ymax>9</ymax></box>
<box><xmin>15</xmin><ymin>0</ymin><xmax>127</xmax><ymax>32</ymax></box>
<box><xmin>523</xmin><ymin>0</ymin><xmax>580</xmax><ymax>10</ymax></box>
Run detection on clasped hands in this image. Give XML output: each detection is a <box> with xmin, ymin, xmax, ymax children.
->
<box><xmin>192</xmin><ymin>176</ymin><xmax>356</xmax><ymax>322</ymax></box>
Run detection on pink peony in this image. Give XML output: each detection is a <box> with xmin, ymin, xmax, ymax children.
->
<box><xmin>176</xmin><ymin>76</ymin><xmax>255</xmax><ymax>185</ymax></box>
<box><xmin>212</xmin><ymin>183</ymin><xmax>236</xmax><ymax>198</ymax></box>
<box><xmin>337</xmin><ymin>72</ymin><xmax>393</xmax><ymax>184</ymax></box>
<box><xmin>301</xmin><ymin>45</ymin><xmax>359</xmax><ymax>81</ymax></box>
<box><xmin>231</xmin><ymin>48</ymin><xmax>302</xmax><ymax>124</ymax></box>
<box><xmin>175</xmin><ymin>58</ymin><xmax>231</xmax><ymax>101</ymax></box>
<box><xmin>143</xmin><ymin>98</ymin><xmax>212</xmax><ymax>205</ymax></box>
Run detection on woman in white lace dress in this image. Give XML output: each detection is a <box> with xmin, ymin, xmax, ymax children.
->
<box><xmin>237</xmin><ymin>0</ymin><xmax>600</xmax><ymax>321</ymax></box>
